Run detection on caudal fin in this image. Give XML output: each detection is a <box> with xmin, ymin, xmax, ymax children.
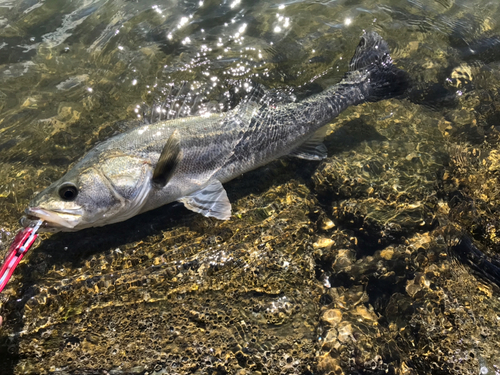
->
<box><xmin>349</xmin><ymin>31</ymin><xmax>409</xmax><ymax>101</ymax></box>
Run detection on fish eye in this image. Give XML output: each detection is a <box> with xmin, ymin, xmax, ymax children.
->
<box><xmin>58</xmin><ymin>183</ymin><xmax>78</xmax><ymax>201</ymax></box>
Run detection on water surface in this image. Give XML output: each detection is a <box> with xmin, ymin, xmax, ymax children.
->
<box><xmin>1</xmin><ymin>0</ymin><xmax>500</xmax><ymax>374</ymax></box>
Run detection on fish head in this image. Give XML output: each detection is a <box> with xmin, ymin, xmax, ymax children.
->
<box><xmin>21</xmin><ymin>153</ymin><xmax>153</xmax><ymax>232</ymax></box>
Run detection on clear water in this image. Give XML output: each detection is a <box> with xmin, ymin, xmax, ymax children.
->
<box><xmin>1</xmin><ymin>0</ymin><xmax>500</xmax><ymax>373</ymax></box>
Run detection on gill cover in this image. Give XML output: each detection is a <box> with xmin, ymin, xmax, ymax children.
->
<box><xmin>91</xmin><ymin>153</ymin><xmax>152</xmax><ymax>225</ymax></box>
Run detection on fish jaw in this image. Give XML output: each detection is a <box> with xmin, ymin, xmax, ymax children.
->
<box><xmin>21</xmin><ymin>207</ymin><xmax>84</xmax><ymax>232</ymax></box>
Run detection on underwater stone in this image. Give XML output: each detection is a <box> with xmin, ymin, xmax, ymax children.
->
<box><xmin>313</xmin><ymin>237</ymin><xmax>335</xmax><ymax>249</ymax></box>
<box><xmin>321</xmin><ymin>309</ymin><xmax>342</xmax><ymax>326</ymax></box>
<box><xmin>336</xmin><ymin>321</ymin><xmax>353</xmax><ymax>343</ymax></box>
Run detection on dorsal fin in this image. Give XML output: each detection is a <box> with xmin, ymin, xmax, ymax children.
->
<box><xmin>152</xmin><ymin>130</ymin><xmax>182</xmax><ymax>186</ymax></box>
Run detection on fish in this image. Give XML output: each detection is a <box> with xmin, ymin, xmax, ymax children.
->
<box><xmin>20</xmin><ymin>31</ymin><xmax>408</xmax><ymax>233</ymax></box>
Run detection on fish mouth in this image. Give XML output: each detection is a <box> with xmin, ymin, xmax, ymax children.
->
<box><xmin>21</xmin><ymin>207</ymin><xmax>83</xmax><ymax>232</ymax></box>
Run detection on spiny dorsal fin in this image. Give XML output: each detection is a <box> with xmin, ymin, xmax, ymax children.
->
<box><xmin>152</xmin><ymin>129</ymin><xmax>182</xmax><ymax>186</ymax></box>
<box><xmin>178</xmin><ymin>180</ymin><xmax>231</xmax><ymax>220</ymax></box>
<box><xmin>289</xmin><ymin>127</ymin><xmax>328</xmax><ymax>160</ymax></box>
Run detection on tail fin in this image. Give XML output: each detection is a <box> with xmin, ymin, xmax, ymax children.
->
<box><xmin>349</xmin><ymin>31</ymin><xmax>409</xmax><ymax>101</ymax></box>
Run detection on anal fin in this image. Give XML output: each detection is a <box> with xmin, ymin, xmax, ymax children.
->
<box><xmin>178</xmin><ymin>180</ymin><xmax>231</xmax><ymax>220</ymax></box>
<box><xmin>289</xmin><ymin>127</ymin><xmax>328</xmax><ymax>160</ymax></box>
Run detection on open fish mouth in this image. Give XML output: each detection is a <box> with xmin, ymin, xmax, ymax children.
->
<box><xmin>21</xmin><ymin>207</ymin><xmax>83</xmax><ymax>232</ymax></box>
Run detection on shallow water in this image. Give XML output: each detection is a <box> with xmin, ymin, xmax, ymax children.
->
<box><xmin>1</xmin><ymin>0</ymin><xmax>500</xmax><ymax>374</ymax></box>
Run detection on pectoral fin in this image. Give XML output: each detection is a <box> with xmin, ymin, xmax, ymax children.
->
<box><xmin>178</xmin><ymin>180</ymin><xmax>231</xmax><ymax>220</ymax></box>
<box><xmin>289</xmin><ymin>128</ymin><xmax>328</xmax><ymax>160</ymax></box>
<box><xmin>152</xmin><ymin>130</ymin><xmax>181</xmax><ymax>186</ymax></box>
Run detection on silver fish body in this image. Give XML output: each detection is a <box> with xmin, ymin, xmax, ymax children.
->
<box><xmin>21</xmin><ymin>32</ymin><xmax>408</xmax><ymax>232</ymax></box>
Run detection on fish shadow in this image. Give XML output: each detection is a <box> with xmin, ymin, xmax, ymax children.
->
<box><xmin>324</xmin><ymin>116</ymin><xmax>387</xmax><ymax>153</ymax></box>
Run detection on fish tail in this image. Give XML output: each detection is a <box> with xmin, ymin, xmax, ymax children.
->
<box><xmin>349</xmin><ymin>31</ymin><xmax>409</xmax><ymax>101</ymax></box>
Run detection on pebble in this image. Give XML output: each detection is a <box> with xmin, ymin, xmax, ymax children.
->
<box><xmin>313</xmin><ymin>237</ymin><xmax>334</xmax><ymax>249</ymax></box>
<box><xmin>337</xmin><ymin>321</ymin><xmax>353</xmax><ymax>343</ymax></box>
<box><xmin>380</xmin><ymin>248</ymin><xmax>394</xmax><ymax>260</ymax></box>
<box><xmin>321</xmin><ymin>309</ymin><xmax>342</xmax><ymax>326</ymax></box>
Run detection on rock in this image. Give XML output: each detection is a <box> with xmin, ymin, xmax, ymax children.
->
<box><xmin>321</xmin><ymin>309</ymin><xmax>343</xmax><ymax>326</ymax></box>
